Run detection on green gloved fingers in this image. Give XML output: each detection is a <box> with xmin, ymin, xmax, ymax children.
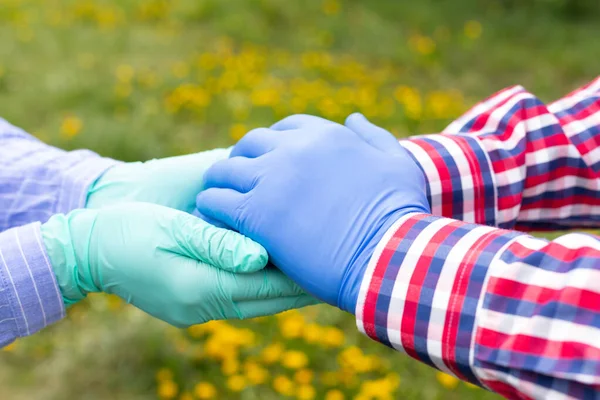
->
<box><xmin>40</xmin><ymin>203</ymin><xmax>312</xmax><ymax>327</ymax></box>
<box><xmin>86</xmin><ymin>147</ymin><xmax>231</xmax><ymax>213</ymax></box>
<box><xmin>233</xmin><ymin>295</ymin><xmax>319</xmax><ymax>320</ymax></box>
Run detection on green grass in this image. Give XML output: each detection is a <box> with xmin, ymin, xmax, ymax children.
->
<box><xmin>0</xmin><ymin>1</ymin><xmax>598</xmax><ymax>399</ymax></box>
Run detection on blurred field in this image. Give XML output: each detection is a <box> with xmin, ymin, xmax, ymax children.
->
<box><xmin>0</xmin><ymin>1</ymin><xmax>598</xmax><ymax>399</ymax></box>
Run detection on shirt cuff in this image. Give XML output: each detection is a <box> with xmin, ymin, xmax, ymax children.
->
<box><xmin>55</xmin><ymin>150</ymin><xmax>120</xmax><ymax>214</ymax></box>
<box><xmin>0</xmin><ymin>223</ymin><xmax>65</xmax><ymax>345</ymax></box>
<box><xmin>355</xmin><ymin>213</ymin><xmax>523</xmax><ymax>385</ymax></box>
<box><xmin>399</xmin><ymin>134</ymin><xmax>497</xmax><ymax>227</ymax></box>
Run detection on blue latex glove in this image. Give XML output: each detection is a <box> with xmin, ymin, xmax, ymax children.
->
<box><xmin>196</xmin><ymin>114</ymin><xmax>430</xmax><ymax>313</ymax></box>
<box><xmin>87</xmin><ymin>148</ymin><xmax>230</xmax><ymax>213</ymax></box>
<box><xmin>41</xmin><ymin>202</ymin><xmax>315</xmax><ymax>327</ymax></box>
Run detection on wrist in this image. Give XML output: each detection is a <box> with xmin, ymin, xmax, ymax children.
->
<box><xmin>40</xmin><ymin>210</ymin><xmax>100</xmax><ymax>305</ymax></box>
<box><xmin>338</xmin><ymin>208</ymin><xmax>429</xmax><ymax>314</ymax></box>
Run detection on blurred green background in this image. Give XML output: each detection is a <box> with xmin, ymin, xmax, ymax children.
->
<box><xmin>0</xmin><ymin>0</ymin><xmax>598</xmax><ymax>399</ymax></box>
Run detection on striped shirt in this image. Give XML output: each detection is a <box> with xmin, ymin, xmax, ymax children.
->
<box><xmin>357</xmin><ymin>77</ymin><xmax>600</xmax><ymax>399</ymax></box>
<box><xmin>0</xmin><ymin>118</ymin><xmax>115</xmax><ymax>346</ymax></box>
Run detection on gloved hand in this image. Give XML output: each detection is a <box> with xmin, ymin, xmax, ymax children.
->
<box><xmin>196</xmin><ymin>114</ymin><xmax>430</xmax><ymax>314</ymax></box>
<box><xmin>41</xmin><ymin>202</ymin><xmax>314</xmax><ymax>327</ymax></box>
<box><xmin>86</xmin><ymin>148</ymin><xmax>230</xmax><ymax>213</ymax></box>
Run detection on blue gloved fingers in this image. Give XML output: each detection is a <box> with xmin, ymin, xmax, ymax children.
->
<box><xmin>344</xmin><ymin>113</ymin><xmax>405</xmax><ymax>156</ymax></box>
<box><xmin>203</xmin><ymin>157</ymin><xmax>258</xmax><ymax>193</ymax></box>
<box><xmin>270</xmin><ymin>114</ymin><xmax>336</xmax><ymax>131</ymax></box>
<box><xmin>235</xmin><ymin>295</ymin><xmax>319</xmax><ymax>319</ymax></box>
<box><xmin>230</xmin><ymin>127</ymin><xmax>281</xmax><ymax>158</ymax></box>
<box><xmin>196</xmin><ymin>188</ymin><xmax>247</xmax><ymax>232</ymax></box>
<box><xmin>168</xmin><ymin>207</ymin><xmax>267</xmax><ymax>273</ymax></box>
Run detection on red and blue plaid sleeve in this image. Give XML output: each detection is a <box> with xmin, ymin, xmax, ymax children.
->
<box><xmin>399</xmin><ymin>77</ymin><xmax>600</xmax><ymax>231</ymax></box>
<box><xmin>355</xmin><ymin>79</ymin><xmax>600</xmax><ymax>399</ymax></box>
<box><xmin>356</xmin><ymin>213</ymin><xmax>600</xmax><ymax>399</ymax></box>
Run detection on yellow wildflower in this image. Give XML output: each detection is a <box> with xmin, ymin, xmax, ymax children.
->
<box><xmin>322</xmin><ymin>327</ymin><xmax>345</xmax><ymax>347</ymax></box>
<box><xmin>261</xmin><ymin>342</ymin><xmax>284</xmax><ymax>364</ymax></box>
<box><xmin>322</xmin><ymin>0</ymin><xmax>340</xmax><ymax>16</ymax></box>
<box><xmin>244</xmin><ymin>361</ymin><xmax>269</xmax><ymax>385</ymax></box>
<box><xmin>324</xmin><ymin>389</ymin><xmax>345</xmax><ymax>400</ymax></box>
<box><xmin>157</xmin><ymin>380</ymin><xmax>178</xmax><ymax>399</ymax></box>
<box><xmin>281</xmin><ymin>350</ymin><xmax>309</xmax><ymax>369</ymax></box>
<box><xmin>221</xmin><ymin>358</ymin><xmax>239</xmax><ymax>375</ymax></box>
<box><xmin>279</xmin><ymin>313</ymin><xmax>305</xmax><ymax>338</ymax></box>
<box><xmin>194</xmin><ymin>382</ymin><xmax>217</xmax><ymax>399</ymax></box>
<box><xmin>273</xmin><ymin>375</ymin><xmax>295</xmax><ymax>396</ymax></box>
<box><xmin>227</xmin><ymin>374</ymin><xmax>247</xmax><ymax>392</ymax></box>
<box><xmin>297</xmin><ymin>384</ymin><xmax>316</xmax><ymax>400</ymax></box>
<box><xmin>178</xmin><ymin>392</ymin><xmax>193</xmax><ymax>400</ymax></box>
<box><xmin>251</xmin><ymin>88</ymin><xmax>280</xmax><ymax>107</ymax></box>
<box><xmin>409</xmin><ymin>35</ymin><xmax>436</xmax><ymax>55</ymax></box>
<box><xmin>464</xmin><ymin>20</ymin><xmax>482</xmax><ymax>40</ymax></box>
<box><xmin>436</xmin><ymin>372</ymin><xmax>459</xmax><ymax>389</ymax></box>
<box><xmin>230</xmin><ymin>123</ymin><xmax>247</xmax><ymax>141</ymax></box>
<box><xmin>60</xmin><ymin>116</ymin><xmax>83</xmax><ymax>139</ymax></box>
<box><xmin>294</xmin><ymin>369</ymin><xmax>314</xmax><ymax>384</ymax></box>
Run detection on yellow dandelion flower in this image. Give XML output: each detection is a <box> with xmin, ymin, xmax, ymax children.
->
<box><xmin>251</xmin><ymin>88</ymin><xmax>280</xmax><ymax>107</ymax></box>
<box><xmin>464</xmin><ymin>20</ymin><xmax>482</xmax><ymax>40</ymax></box>
<box><xmin>227</xmin><ymin>374</ymin><xmax>247</xmax><ymax>392</ymax></box>
<box><xmin>297</xmin><ymin>384</ymin><xmax>316</xmax><ymax>400</ymax></box>
<box><xmin>179</xmin><ymin>392</ymin><xmax>193</xmax><ymax>400</ymax></box>
<box><xmin>244</xmin><ymin>361</ymin><xmax>269</xmax><ymax>385</ymax></box>
<box><xmin>279</xmin><ymin>314</ymin><xmax>305</xmax><ymax>339</ymax></box>
<box><xmin>273</xmin><ymin>375</ymin><xmax>295</xmax><ymax>396</ymax></box>
<box><xmin>436</xmin><ymin>372</ymin><xmax>459</xmax><ymax>390</ymax></box>
<box><xmin>194</xmin><ymin>382</ymin><xmax>217</xmax><ymax>399</ymax></box>
<box><xmin>322</xmin><ymin>0</ymin><xmax>340</xmax><ymax>16</ymax></box>
<box><xmin>60</xmin><ymin>116</ymin><xmax>83</xmax><ymax>139</ymax></box>
<box><xmin>282</xmin><ymin>350</ymin><xmax>309</xmax><ymax>369</ymax></box>
<box><xmin>322</xmin><ymin>327</ymin><xmax>345</xmax><ymax>347</ymax></box>
<box><xmin>294</xmin><ymin>369</ymin><xmax>314</xmax><ymax>385</ymax></box>
<box><xmin>221</xmin><ymin>358</ymin><xmax>239</xmax><ymax>375</ymax></box>
<box><xmin>116</xmin><ymin>64</ymin><xmax>135</xmax><ymax>82</ymax></box>
<box><xmin>157</xmin><ymin>380</ymin><xmax>178</xmax><ymax>399</ymax></box>
<box><xmin>262</xmin><ymin>342</ymin><xmax>285</xmax><ymax>364</ymax></box>
<box><xmin>408</xmin><ymin>35</ymin><xmax>436</xmax><ymax>56</ymax></box>
<box><xmin>198</xmin><ymin>53</ymin><xmax>217</xmax><ymax>70</ymax></box>
<box><xmin>324</xmin><ymin>389</ymin><xmax>345</xmax><ymax>400</ymax></box>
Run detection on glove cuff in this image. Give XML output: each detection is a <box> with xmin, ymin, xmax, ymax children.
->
<box><xmin>40</xmin><ymin>211</ymin><xmax>99</xmax><ymax>305</ymax></box>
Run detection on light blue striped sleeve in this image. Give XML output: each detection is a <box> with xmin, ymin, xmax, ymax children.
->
<box><xmin>0</xmin><ymin>223</ymin><xmax>64</xmax><ymax>347</ymax></box>
<box><xmin>0</xmin><ymin>117</ymin><xmax>119</xmax><ymax>231</ymax></box>
<box><xmin>0</xmin><ymin>117</ymin><xmax>119</xmax><ymax>345</ymax></box>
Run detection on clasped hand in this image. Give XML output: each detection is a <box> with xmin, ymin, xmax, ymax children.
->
<box><xmin>42</xmin><ymin>148</ymin><xmax>314</xmax><ymax>327</ymax></box>
<box><xmin>197</xmin><ymin>114</ymin><xmax>430</xmax><ymax>313</ymax></box>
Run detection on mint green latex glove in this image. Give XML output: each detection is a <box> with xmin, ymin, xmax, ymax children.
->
<box><xmin>86</xmin><ymin>148</ymin><xmax>230</xmax><ymax>213</ymax></box>
<box><xmin>41</xmin><ymin>203</ymin><xmax>315</xmax><ymax>327</ymax></box>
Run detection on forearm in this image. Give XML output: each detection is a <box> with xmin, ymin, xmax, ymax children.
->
<box><xmin>0</xmin><ymin>223</ymin><xmax>65</xmax><ymax>347</ymax></box>
<box><xmin>356</xmin><ymin>213</ymin><xmax>600</xmax><ymax>399</ymax></box>
<box><xmin>400</xmin><ymin>77</ymin><xmax>600</xmax><ymax>230</ymax></box>
<box><xmin>0</xmin><ymin>118</ymin><xmax>118</xmax><ymax>231</ymax></box>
